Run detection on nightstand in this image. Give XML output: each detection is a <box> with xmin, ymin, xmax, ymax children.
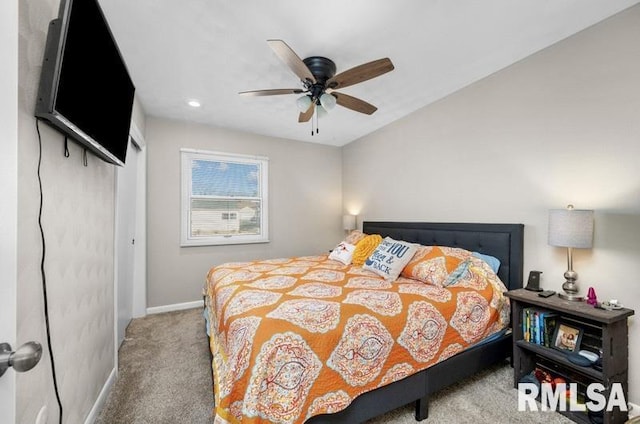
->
<box><xmin>506</xmin><ymin>288</ymin><xmax>634</xmax><ymax>424</ymax></box>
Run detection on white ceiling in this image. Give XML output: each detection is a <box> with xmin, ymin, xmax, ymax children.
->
<box><xmin>99</xmin><ymin>0</ymin><xmax>639</xmax><ymax>147</ymax></box>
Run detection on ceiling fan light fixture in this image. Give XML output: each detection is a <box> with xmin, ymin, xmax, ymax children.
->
<box><xmin>296</xmin><ymin>95</ymin><xmax>312</xmax><ymax>112</ymax></box>
<box><xmin>319</xmin><ymin>93</ymin><xmax>337</xmax><ymax>111</ymax></box>
<box><xmin>241</xmin><ymin>40</ymin><xmax>395</xmax><ymax>130</ymax></box>
<box><xmin>316</xmin><ymin>104</ymin><xmax>328</xmax><ymax>118</ymax></box>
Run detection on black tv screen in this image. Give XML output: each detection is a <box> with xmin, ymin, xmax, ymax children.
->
<box><xmin>35</xmin><ymin>0</ymin><xmax>135</xmax><ymax>166</ymax></box>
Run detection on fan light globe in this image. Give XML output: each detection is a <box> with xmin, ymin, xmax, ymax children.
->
<box><xmin>296</xmin><ymin>95</ymin><xmax>312</xmax><ymax>112</ymax></box>
<box><xmin>316</xmin><ymin>104</ymin><xmax>328</xmax><ymax>118</ymax></box>
<box><xmin>319</xmin><ymin>93</ymin><xmax>337</xmax><ymax>111</ymax></box>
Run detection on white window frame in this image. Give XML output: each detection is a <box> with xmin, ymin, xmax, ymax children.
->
<box><xmin>180</xmin><ymin>148</ymin><xmax>269</xmax><ymax>246</ymax></box>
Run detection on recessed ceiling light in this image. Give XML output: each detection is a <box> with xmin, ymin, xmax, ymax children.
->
<box><xmin>187</xmin><ymin>99</ymin><xmax>201</xmax><ymax>108</ymax></box>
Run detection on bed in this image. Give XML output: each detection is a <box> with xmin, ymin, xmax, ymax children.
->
<box><xmin>204</xmin><ymin>222</ymin><xmax>524</xmax><ymax>423</ymax></box>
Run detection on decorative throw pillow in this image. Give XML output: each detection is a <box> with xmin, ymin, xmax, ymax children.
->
<box><xmin>442</xmin><ymin>259</ymin><xmax>472</xmax><ymax>287</ymax></box>
<box><xmin>351</xmin><ymin>234</ymin><xmax>383</xmax><ymax>266</ymax></box>
<box><xmin>401</xmin><ymin>246</ymin><xmax>472</xmax><ymax>286</ymax></box>
<box><xmin>328</xmin><ymin>242</ymin><xmax>356</xmax><ymax>265</ymax></box>
<box><xmin>472</xmin><ymin>252</ymin><xmax>501</xmax><ymax>274</ymax></box>
<box><xmin>445</xmin><ymin>256</ymin><xmax>501</xmax><ymax>289</ymax></box>
<box><xmin>344</xmin><ymin>230</ymin><xmax>367</xmax><ymax>245</ymax></box>
<box><xmin>363</xmin><ymin>237</ymin><xmax>418</xmax><ymax>281</ymax></box>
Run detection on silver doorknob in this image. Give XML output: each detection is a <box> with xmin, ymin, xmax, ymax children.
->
<box><xmin>0</xmin><ymin>342</ymin><xmax>43</xmax><ymax>377</ymax></box>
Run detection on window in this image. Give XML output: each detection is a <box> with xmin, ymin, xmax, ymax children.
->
<box><xmin>181</xmin><ymin>149</ymin><xmax>268</xmax><ymax>246</ymax></box>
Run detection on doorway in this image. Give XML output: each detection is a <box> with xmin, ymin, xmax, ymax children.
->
<box><xmin>115</xmin><ymin>125</ymin><xmax>146</xmax><ymax>351</ymax></box>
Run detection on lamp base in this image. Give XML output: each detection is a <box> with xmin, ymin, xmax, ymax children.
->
<box><xmin>559</xmin><ymin>278</ymin><xmax>583</xmax><ymax>301</ymax></box>
<box><xmin>558</xmin><ymin>292</ymin><xmax>584</xmax><ymax>302</ymax></box>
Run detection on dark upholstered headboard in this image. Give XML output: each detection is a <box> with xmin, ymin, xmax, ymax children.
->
<box><xmin>362</xmin><ymin>222</ymin><xmax>524</xmax><ymax>291</ymax></box>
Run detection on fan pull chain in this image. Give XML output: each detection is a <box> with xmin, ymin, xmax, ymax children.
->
<box><xmin>311</xmin><ymin>106</ymin><xmax>316</xmax><ymax>136</ymax></box>
<box><xmin>309</xmin><ymin>104</ymin><xmax>320</xmax><ymax>136</ymax></box>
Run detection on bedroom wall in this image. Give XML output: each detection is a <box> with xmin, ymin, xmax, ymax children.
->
<box><xmin>131</xmin><ymin>95</ymin><xmax>147</xmax><ymax>135</ymax></box>
<box><xmin>16</xmin><ymin>1</ymin><xmax>146</xmax><ymax>423</ymax></box>
<box><xmin>146</xmin><ymin>118</ymin><xmax>343</xmax><ymax>308</ymax></box>
<box><xmin>343</xmin><ymin>5</ymin><xmax>640</xmax><ymax>406</ymax></box>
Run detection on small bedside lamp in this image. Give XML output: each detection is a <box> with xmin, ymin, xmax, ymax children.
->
<box><xmin>342</xmin><ymin>215</ymin><xmax>356</xmax><ymax>232</ymax></box>
<box><xmin>548</xmin><ymin>205</ymin><xmax>594</xmax><ymax>301</ymax></box>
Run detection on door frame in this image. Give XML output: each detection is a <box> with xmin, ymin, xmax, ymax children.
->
<box><xmin>0</xmin><ymin>0</ymin><xmax>19</xmax><ymax>420</ymax></box>
<box><xmin>113</xmin><ymin>121</ymin><xmax>146</xmax><ymax>371</ymax></box>
<box><xmin>129</xmin><ymin>122</ymin><xmax>147</xmax><ymax>319</ymax></box>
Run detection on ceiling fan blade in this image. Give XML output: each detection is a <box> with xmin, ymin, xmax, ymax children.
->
<box><xmin>332</xmin><ymin>92</ymin><xmax>377</xmax><ymax>115</ymax></box>
<box><xmin>327</xmin><ymin>58</ymin><xmax>394</xmax><ymax>90</ymax></box>
<box><xmin>239</xmin><ymin>88</ymin><xmax>304</xmax><ymax>97</ymax></box>
<box><xmin>298</xmin><ymin>103</ymin><xmax>315</xmax><ymax>122</ymax></box>
<box><xmin>267</xmin><ymin>39</ymin><xmax>316</xmax><ymax>84</ymax></box>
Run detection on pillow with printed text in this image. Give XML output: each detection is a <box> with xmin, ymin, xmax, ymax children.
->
<box><xmin>363</xmin><ymin>237</ymin><xmax>418</xmax><ymax>281</ymax></box>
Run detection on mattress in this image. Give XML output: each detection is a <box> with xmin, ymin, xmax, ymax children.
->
<box><xmin>204</xmin><ymin>254</ymin><xmax>510</xmax><ymax>423</ymax></box>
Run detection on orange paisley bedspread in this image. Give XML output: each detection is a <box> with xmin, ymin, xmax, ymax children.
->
<box><xmin>204</xmin><ymin>254</ymin><xmax>510</xmax><ymax>424</ymax></box>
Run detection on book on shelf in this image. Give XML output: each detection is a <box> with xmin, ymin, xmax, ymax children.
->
<box><xmin>542</xmin><ymin>311</ymin><xmax>558</xmax><ymax>347</ymax></box>
<box><xmin>522</xmin><ymin>307</ymin><xmax>558</xmax><ymax>347</ymax></box>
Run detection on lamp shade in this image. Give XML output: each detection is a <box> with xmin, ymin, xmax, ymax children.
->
<box><xmin>343</xmin><ymin>215</ymin><xmax>356</xmax><ymax>231</ymax></box>
<box><xmin>548</xmin><ymin>207</ymin><xmax>594</xmax><ymax>248</ymax></box>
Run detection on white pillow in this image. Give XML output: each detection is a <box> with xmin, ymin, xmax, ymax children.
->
<box><xmin>329</xmin><ymin>242</ymin><xmax>356</xmax><ymax>265</ymax></box>
<box><xmin>363</xmin><ymin>237</ymin><xmax>418</xmax><ymax>281</ymax></box>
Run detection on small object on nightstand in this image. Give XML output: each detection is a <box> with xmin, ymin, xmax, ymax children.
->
<box><xmin>578</xmin><ymin>350</ymin><xmax>599</xmax><ymax>363</ymax></box>
<box><xmin>567</xmin><ymin>352</ymin><xmax>593</xmax><ymax>367</ymax></box>
<box><xmin>587</xmin><ymin>287</ymin><xmax>598</xmax><ymax>306</ymax></box>
<box><xmin>596</xmin><ymin>301</ymin><xmax>623</xmax><ymax>311</ymax></box>
<box><xmin>538</xmin><ymin>290</ymin><xmax>556</xmax><ymax>298</ymax></box>
<box><xmin>525</xmin><ymin>271</ymin><xmax>543</xmax><ymax>291</ymax></box>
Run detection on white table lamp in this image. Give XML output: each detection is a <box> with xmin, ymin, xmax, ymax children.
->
<box><xmin>548</xmin><ymin>204</ymin><xmax>594</xmax><ymax>301</ymax></box>
<box><xmin>343</xmin><ymin>215</ymin><xmax>356</xmax><ymax>232</ymax></box>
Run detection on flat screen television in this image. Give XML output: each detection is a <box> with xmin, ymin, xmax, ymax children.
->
<box><xmin>35</xmin><ymin>0</ymin><xmax>135</xmax><ymax>166</ymax></box>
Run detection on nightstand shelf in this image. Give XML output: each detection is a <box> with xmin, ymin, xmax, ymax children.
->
<box><xmin>506</xmin><ymin>288</ymin><xmax>634</xmax><ymax>424</ymax></box>
<box><xmin>515</xmin><ymin>340</ymin><xmax>604</xmax><ymax>381</ymax></box>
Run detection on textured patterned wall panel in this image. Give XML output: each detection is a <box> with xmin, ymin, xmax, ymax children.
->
<box><xmin>17</xmin><ymin>0</ymin><xmax>116</xmax><ymax>423</ymax></box>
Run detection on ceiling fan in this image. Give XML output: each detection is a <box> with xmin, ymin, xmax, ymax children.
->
<box><xmin>239</xmin><ymin>40</ymin><xmax>394</xmax><ymax>131</ymax></box>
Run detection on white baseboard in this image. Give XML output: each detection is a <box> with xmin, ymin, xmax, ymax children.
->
<box><xmin>629</xmin><ymin>402</ymin><xmax>640</xmax><ymax>418</ymax></box>
<box><xmin>84</xmin><ymin>367</ymin><xmax>116</xmax><ymax>424</ymax></box>
<box><xmin>146</xmin><ymin>299</ymin><xmax>204</xmax><ymax>315</ymax></box>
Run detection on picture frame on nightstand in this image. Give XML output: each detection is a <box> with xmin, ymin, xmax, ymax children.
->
<box><xmin>552</xmin><ymin>321</ymin><xmax>583</xmax><ymax>353</ymax></box>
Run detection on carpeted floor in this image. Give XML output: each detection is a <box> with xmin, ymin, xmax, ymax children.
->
<box><xmin>96</xmin><ymin>308</ymin><xmax>573</xmax><ymax>424</ymax></box>
<box><xmin>96</xmin><ymin>308</ymin><xmax>214</xmax><ymax>424</ymax></box>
